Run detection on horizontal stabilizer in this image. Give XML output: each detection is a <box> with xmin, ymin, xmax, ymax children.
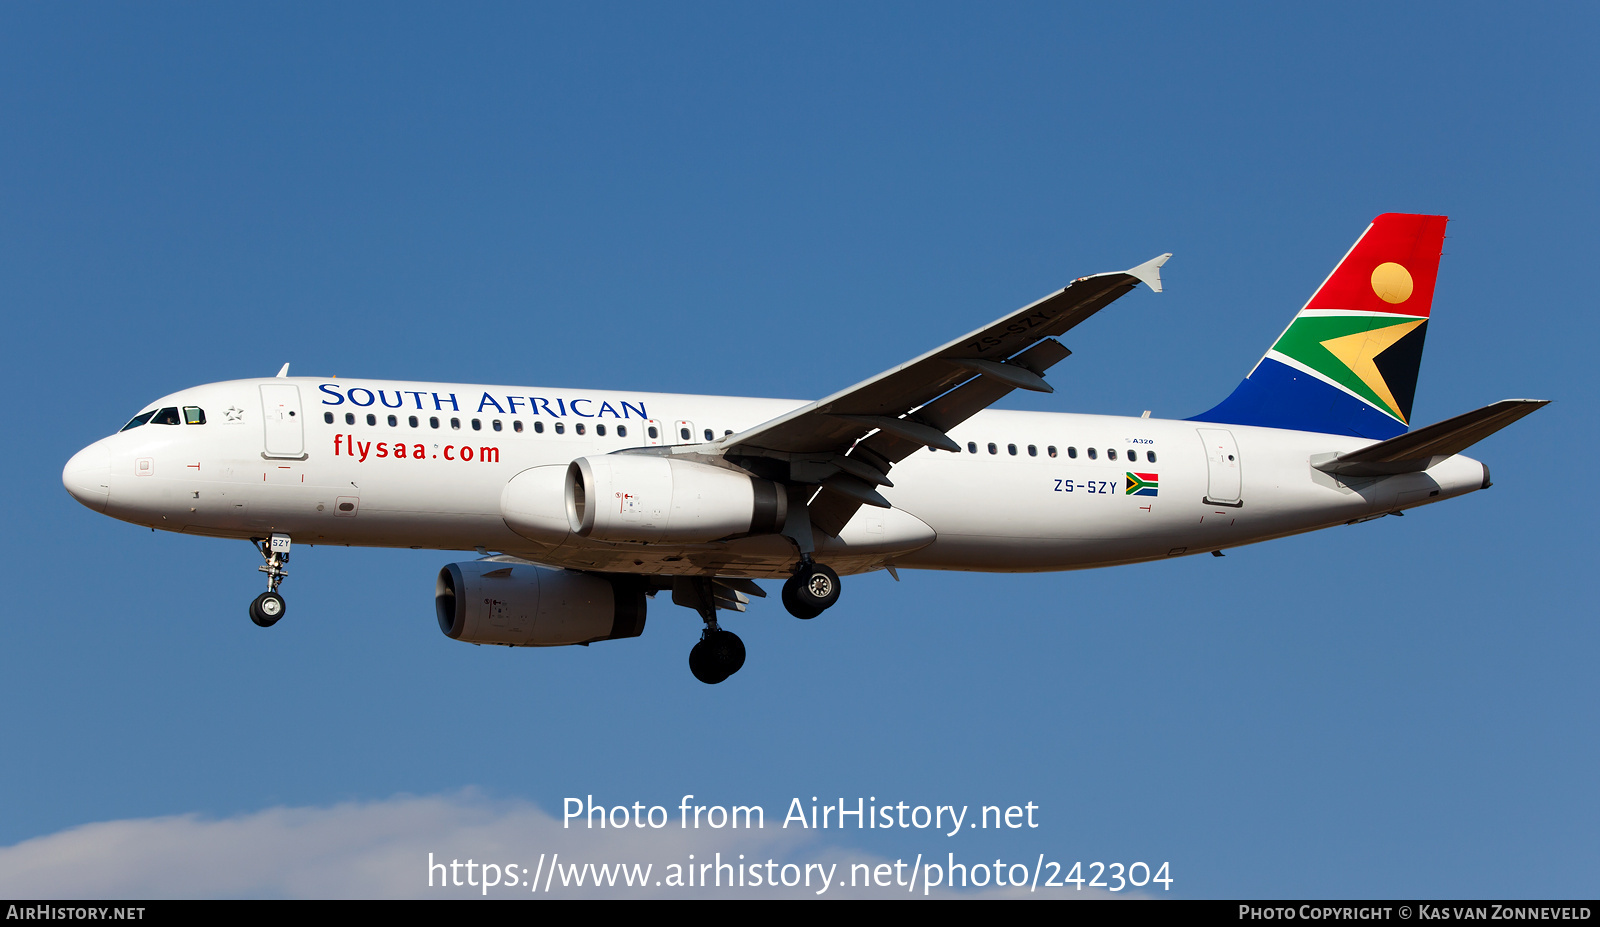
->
<box><xmin>1313</xmin><ymin>399</ymin><xmax>1548</xmax><ymax>477</ymax></box>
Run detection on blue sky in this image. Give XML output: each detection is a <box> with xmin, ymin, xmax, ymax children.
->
<box><xmin>3</xmin><ymin>3</ymin><xmax>1595</xmax><ymax>898</ymax></box>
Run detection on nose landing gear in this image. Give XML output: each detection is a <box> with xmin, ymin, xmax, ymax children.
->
<box><xmin>250</xmin><ymin>534</ymin><xmax>291</xmax><ymax>627</ymax></box>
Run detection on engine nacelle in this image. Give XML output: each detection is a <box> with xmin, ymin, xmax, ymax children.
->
<box><xmin>565</xmin><ymin>455</ymin><xmax>786</xmax><ymax>543</ymax></box>
<box><xmin>500</xmin><ymin>465</ymin><xmax>574</xmax><ymax>545</ymax></box>
<box><xmin>436</xmin><ymin>560</ymin><xmax>646</xmax><ymax>647</ymax></box>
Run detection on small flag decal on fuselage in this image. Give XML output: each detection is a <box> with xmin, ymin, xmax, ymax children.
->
<box><xmin>1126</xmin><ymin>472</ymin><xmax>1159</xmax><ymax>496</ymax></box>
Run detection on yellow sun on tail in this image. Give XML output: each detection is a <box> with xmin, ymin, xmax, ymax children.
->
<box><xmin>1371</xmin><ymin>262</ymin><xmax>1414</xmax><ymax>304</ymax></box>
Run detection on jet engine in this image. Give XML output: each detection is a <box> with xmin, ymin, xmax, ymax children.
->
<box><xmin>564</xmin><ymin>455</ymin><xmax>786</xmax><ymax>543</ymax></box>
<box><xmin>435</xmin><ymin>560</ymin><xmax>646</xmax><ymax>646</ymax></box>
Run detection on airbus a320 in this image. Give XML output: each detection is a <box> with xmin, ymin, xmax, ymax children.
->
<box><xmin>62</xmin><ymin>214</ymin><xmax>1545</xmax><ymax>683</ymax></box>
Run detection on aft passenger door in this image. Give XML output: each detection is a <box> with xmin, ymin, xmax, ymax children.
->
<box><xmin>1196</xmin><ymin>427</ymin><xmax>1242</xmax><ymax>506</ymax></box>
<box><xmin>260</xmin><ymin>384</ymin><xmax>306</xmax><ymax>459</ymax></box>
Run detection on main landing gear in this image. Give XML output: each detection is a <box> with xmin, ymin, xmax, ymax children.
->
<box><xmin>781</xmin><ymin>560</ymin><xmax>840</xmax><ymax>620</ymax></box>
<box><xmin>680</xmin><ymin>577</ymin><xmax>746</xmax><ymax>685</ymax></box>
<box><xmin>689</xmin><ymin>627</ymin><xmax>746</xmax><ymax>686</ymax></box>
<box><xmin>249</xmin><ymin>534</ymin><xmax>291</xmax><ymax>628</ymax></box>
<box><xmin>671</xmin><ymin>563</ymin><xmax>842</xmax><ymax>683</ymax></box>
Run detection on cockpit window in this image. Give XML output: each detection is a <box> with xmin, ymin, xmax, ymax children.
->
<box><xmin>183</xmin><ymin>407</ymin><xmax>206</xmax><ymax>425</ymax></box>
<box><xmin>120</xmin><ymin>410</ymin><xmax>157</xmax><ymax>432</ymax></box>
<box><xmin>150</xmin><ymin>407</ymin><xmax>181</xmax><ymax>425</ymax></box>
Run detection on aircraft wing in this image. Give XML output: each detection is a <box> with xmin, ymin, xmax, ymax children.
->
<box><xmin>710</xmin><ymin>253</ymin><xmax>1170</xmax><ymax>534</ymax></box>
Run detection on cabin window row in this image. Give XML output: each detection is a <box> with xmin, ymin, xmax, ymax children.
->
<box><xmin>322</xmin><ymin>410</ymin><xmax>627</xmax><ymax>438</ymax></box>
<box><xmin>957</xmin><ymin>441</ymin><xmax>1157</xmax><ymax>463</ymax></box>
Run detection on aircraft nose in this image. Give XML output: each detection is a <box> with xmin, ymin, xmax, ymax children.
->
<box><xmin>63</xmin><ymin>441</ymin><xmax>112</xmax><ymax>513</ymax></box>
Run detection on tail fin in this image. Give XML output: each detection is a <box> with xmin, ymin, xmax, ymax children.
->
<box><xmin>1190</xmin><ymin>213</ymin><xmax>1448</xmax><ymax>439</ymax></box>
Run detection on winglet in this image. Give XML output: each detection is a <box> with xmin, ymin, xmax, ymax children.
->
<box><xmin>276</xmin><ymin>363</ymin><xmax>291</xmax><ymax>378</ymax></box>
<box><xmin>1125</xmin><ymin>253</ymin><xmax>1171</xmax><ymax>293</ymax></box>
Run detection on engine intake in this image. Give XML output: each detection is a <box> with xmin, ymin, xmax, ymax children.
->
<box><xmin>435</xmin><ymin>560</ymin><xmax>646</xmax><ymax>646</ymax></box>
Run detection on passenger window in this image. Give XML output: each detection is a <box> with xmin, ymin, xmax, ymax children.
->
<box><xmin>968</xmin><ymin>441</ymin><xmax>977</xmax><ymax>454</ymax></box>
<box><xmin>121</xmin><ymin>410</ymin><xmax>157</xmax><ymax>432</ymax></box>
<box><xmin>409</xmin><ymin>415</ymin><xmax>419</xmax><ymax>428</ymax></box>
<box><xmin>648</xmin><ymin>425</ymin><xmax>657</xmax><ymax>439</ymax></box>
<box><xmin>555</xmin><ymin>422</ymin><xmax>565</xmax><ymax>435</ymax></box>
<box><xmin>471</xmin><ymin>419</ymin><xmax>481</xmax><ymax>431</ymax></box>
<box><xmin>388</xmin><ymin>415</ymin><xmax>398</xmax><ymax>427</ymax></box>
<box><xmin>1067</xmin><ymin>446</ymin><xmax>1077</xmax><ymax>459</ymax></box>
<box><xmin>1108</xmin><ymin>449</ymin><xmax>1117</xmax><ymax>461</ymax></box>
<box><xmin>151</xmin><ymin>407</ymin><xmax>181</xmax><ymax>425</ymax></box>
<box><xmin>512</xmin><ymin>421</ymin><xmax>522</xmax><ymax>433</ymax></box>
<box><xmin>1148</xmin><ymin>451</ymin><xmax>1157</xmax><ymax>463</ymax></box>
<box><xmin>1028</xmin><ymin>445</ymin><xmax>1037</xmax><ymax>457</ymax></box>
<box><xmin>430</xmin><ymin>417</ymin><xmax>440</xmax><ymax>429</ymax></box>
<box><xmin>1047</xmin><ymin>446</ymin><xmax>1057</xmax><ymax>458</ymax></box>
<box><xmin>618</xmin><ymin>425</ymin><xmax>628</xmax><ymax>438</ymax></box>
<box><xmin>680</xmin><ymin>427</ymin><xmax>691</xmax><ymax>441</ymax></box>
<box><xmin>183</xmin><ymin>407</ymin><xmax>206</xmax><ymax>425</ymax></box>
<box><xmin>1007</xmin><ymin>444</ymin><xmax>1017</xmax><ymax>456</ymax></box>
<box><xmin>345</xmin><ymin>412</ymin><xmax>355</xmax><ymax>425</ymax></box>
<box><xmin>450</xmin><ymin>418</ymin><xmax>460</xmax><ymax>430</ymax></box>
<box><xmin>366</xmin><ymin>413</ymin><xmax>376</xmax><ymax>426</ymax></box>
<box><xmin>1087</xmin><ymin>448</ymin><xmax>1097</xmax><ymax>460</ymax></box>
<box><xmin>596</xmin><ymin>424</ymin><xmax>607</xmax><ymax>437</ymax></box>
<box><xmin>324</xmin><ymin>411</ymin><xmax>334</xmax><ymax>424</ymax></box>
<box><xmin>725</xmin><ymin>429</ymin><xmax>733</xmax><ymax>436</ymax></box>
<box><xmin>532</xmin><ymin>421</ymin><xmax>542</xmax><ymax>434</ymax></box>
<box><xmin>987</xmin><ymin>443</ymin><xmax>997</xmax><ymax>455</ymax></box>
<box><xmin>493</xmin><ymin>420</ymin><xmax>502</xmax><ymax>432</ymax></box>
<box><xmin>703</xmin><ymin>428</ymin><xmax>714</xmax><ymax>441</ymax></box>
<box><xmin>575</xmin><ymin>423</ymin><xmax>585</xmax><ymax>435</ymax></box>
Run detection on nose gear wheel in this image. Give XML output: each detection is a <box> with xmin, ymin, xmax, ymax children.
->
<box><xmin>250</xmin><ymin>591</ymin><xmax>286</xmax><ymax>627</ymax></box>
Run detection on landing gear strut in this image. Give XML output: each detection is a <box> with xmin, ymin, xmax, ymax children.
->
<box><xmin>250</xmin><ymin>534</ymin><xmax>290</xmax><ymax>628</ymax></box>
<box><xmin>782</xmin><ymin>560</ymin><xmax>840</xmax><ymax>619</ymax></box>
<box><xmin>683</xmin><ymin>576</ymin><xmax>746</xmax><ymax>685</ymax></box>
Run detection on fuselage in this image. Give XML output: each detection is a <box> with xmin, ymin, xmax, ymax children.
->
<box><xmin>62</xmin><ymin>376</ymin><xmax>1490</xmax><ymax>579</ymax></box>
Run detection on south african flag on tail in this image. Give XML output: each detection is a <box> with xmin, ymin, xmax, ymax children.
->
<box><xmin>1189</xmin><ymin>214</ymin><xmax>1447</xmax><ymax>440</ymax></box>
<box><xmin>1126</xmin><ymin>472</ymin><xmax>1159</xmax><ymax>496</ymax></box>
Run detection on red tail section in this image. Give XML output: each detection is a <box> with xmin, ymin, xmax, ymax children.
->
<box><xmin>1304</xmin><ymin>213</ymin><xmax>1448</xmax><ymax>317</ymax></box>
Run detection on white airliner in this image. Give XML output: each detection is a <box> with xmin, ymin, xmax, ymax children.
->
<box><xmin>62</xmin><ymin>214</ymin><xmax>1544</xmax><ymax>683</ymax></box>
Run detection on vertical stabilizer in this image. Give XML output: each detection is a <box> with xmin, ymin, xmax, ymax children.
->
<box><xmin>1190</xmin><ymin>214</ymin><xmax>1448</xmax><ymax>439</ymax></box>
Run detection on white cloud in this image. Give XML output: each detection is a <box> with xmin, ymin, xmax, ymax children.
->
<box><xmin>0</xmin><ymin>792</ymin><xmax>1068</xmax><ymax>899</ymax></box>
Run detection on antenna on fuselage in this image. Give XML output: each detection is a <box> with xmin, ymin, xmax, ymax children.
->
<box><xmin>276</xmin><ymin>363</ymin><xmax>290</xmax><ymax>378</ymax></box>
